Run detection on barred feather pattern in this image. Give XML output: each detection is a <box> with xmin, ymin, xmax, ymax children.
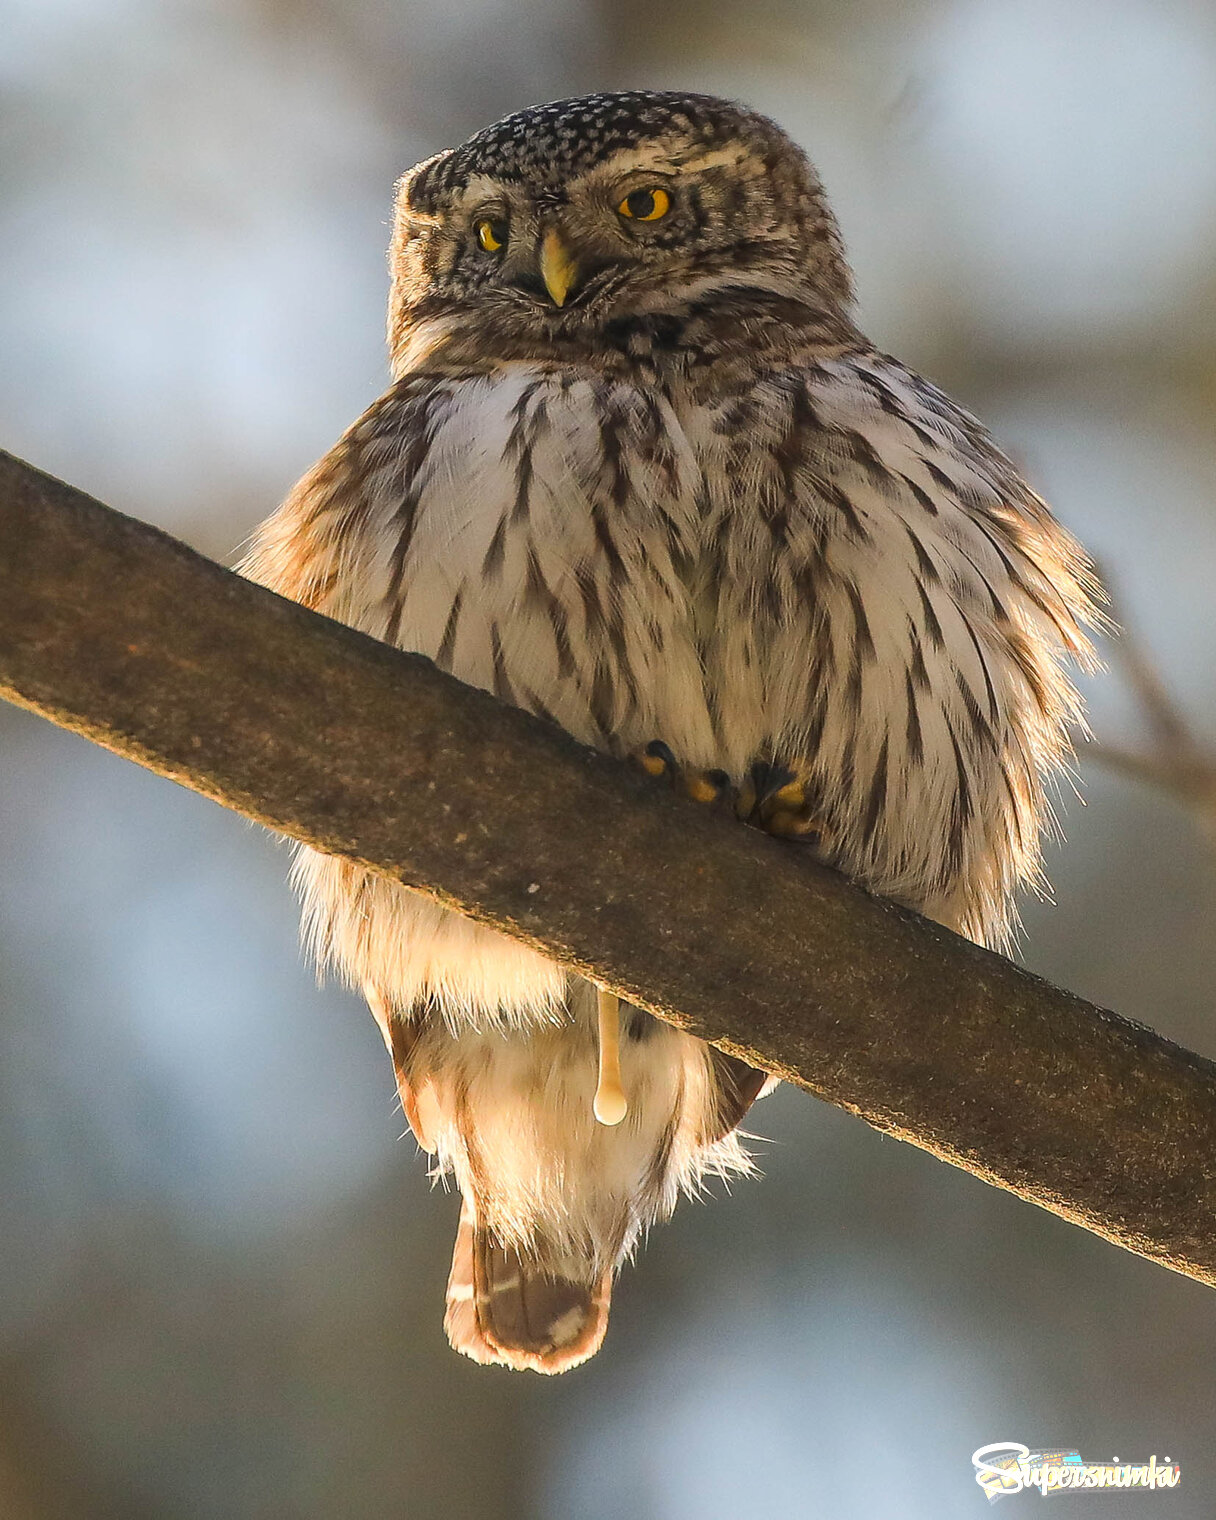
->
<box><xmin>244</xmin><ymin>344</ymin><xmax>1095</xmax><ymax>1360</ymax></box>
<box><xmin>241</xmin><ymin>92</ymin><xmax>1099</xmax><ymax>1373</ymax></box>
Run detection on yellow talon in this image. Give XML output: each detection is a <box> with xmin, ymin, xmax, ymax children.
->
<box><xmin>686</xmin><ymin>773</ymin><xmax>721</xmax><ymax>804</ymax></box>
<box><xmin>765</xmin><ymin>808</ymin><xmax>823</xmax><ymax>839</ymax></box>
<box><xmin>638</xmin><ymin>739</ymin><xmax>677</xmax><ymax>779</ymax></box>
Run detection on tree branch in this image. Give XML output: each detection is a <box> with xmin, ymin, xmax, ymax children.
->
<box><xmin>3</xmin><ymin>446</ymin><xmax>1215</xmax><ymax>1288</ymax></box>
<box><xmin>1079</xmin><ymin>579</ymin><xmax>1216</xmax><ymax>843</ymax></box>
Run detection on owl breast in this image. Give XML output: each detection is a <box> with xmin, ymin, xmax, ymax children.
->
<box><xmin>371</xmin><ymin>367</ymin><xmax>730</xmax><ymax>768</ymax></box>
<box><xmin>279</xmin><ymin>352</ymin><xmax>1084</xmax><ymax>1015</ymax></box>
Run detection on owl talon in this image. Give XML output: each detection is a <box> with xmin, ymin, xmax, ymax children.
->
<box><xmin>635</xmin><ymin>741</ymin><xmax>734</xmax><ymax>808</ymax></box>
<box><xmin>763</xmin><ymin>807</ymin><xmax>821</xmax><ymax>838</ymax></box>
<box><xmin>638</xmin><ymin>738</ymin><xmax>677</xmax><ymax>778</ymax></box>
<box><xmin>743</xmin><ymin>761</ymin><xmax>825</xmax><ymax>842</ymax></box>
<box><xmin>685</xmin><ymin>767</ymin><xmax>731</xmax><ymax>804</ymax></box>
<box><xmin>634</xmin><ymin>744</ymin><xmax>823</xmax><ymax>836</ymax></box>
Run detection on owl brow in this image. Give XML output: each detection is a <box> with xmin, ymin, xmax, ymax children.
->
<box><xmin>571</xmin><ymin>144</ymin><xmax>758</xmax><ymax>199</ymax></box>
<box><xmin>446</xmin><ymin>174</ymin><xmax>515</xmax><ymax>218</ymax></box>
<box><xmin>668</xmin><ymin>143</ymin><xmax>759</xmax><ymax>173</ymax></box>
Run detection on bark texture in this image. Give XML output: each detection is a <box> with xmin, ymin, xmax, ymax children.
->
<box><xmin>2</xmin><ymin>447</ymin><xmax>1215</xmax><ymax>1287</ymax></box>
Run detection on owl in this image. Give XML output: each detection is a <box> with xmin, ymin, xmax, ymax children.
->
<box><xmin>242</xmin><ymin>91</ymin><xmax>1099</xmax><ymax>1373</ymax></box>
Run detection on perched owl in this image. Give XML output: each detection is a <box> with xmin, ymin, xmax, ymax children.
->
<box><xmin>242</xmin><ymin>91</ymin><xmax>1098</xmax><ymax>1373</ymax></box>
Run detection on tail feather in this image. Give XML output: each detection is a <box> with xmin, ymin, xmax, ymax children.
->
<box><xmin>384</xmin><ymin>982</ymin><xmax>765</xmax><ymax>1373</ymax></box>
<box><xmin>443</xmin><ymin>1203</ymin><xmax>610</xmax><ymax>1374</ymax></box>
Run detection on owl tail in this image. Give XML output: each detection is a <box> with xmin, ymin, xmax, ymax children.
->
<box><xmin>443</xmin><ymin>1199</ymin><xmax>611</xmax><ymax>1374</ymax></box>
<box><xmin>373</xmin><ymin>982</ymin><xmax>765</xmax><ymax>1375</ymax></box>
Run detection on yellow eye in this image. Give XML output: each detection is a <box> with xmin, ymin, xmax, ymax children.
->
<box><xmin>618</xmin><ymin>187</ymin><xmax>671</xmax><ymax>222</ymax></box>
<box><xmin>475</xmin><ymin>217</ymin><xmax>506</xmax><ymax>252</ymax></box>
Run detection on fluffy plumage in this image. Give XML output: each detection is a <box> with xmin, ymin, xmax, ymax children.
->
<box><xmin>242</xmin><ymin>90</ymin><xmax>1099</xmax><ymax>1373</ymax></box>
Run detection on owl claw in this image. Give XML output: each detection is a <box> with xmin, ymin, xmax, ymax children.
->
<box><xmin>634</xmin><ymin>743</ymin><xmax>823</xmax><ymax>839</ymax></box>
<box><xmin>686</xmin><ymin>767</ymin><xmax>731</xmax><ymax>804</ymax></box>
<box><xmin>638</xmin><ymin>738</ymin><xmax>678</xmax><ymax>778</ymax></box>
<box><xmin>746</xmin><ymin>761</ymin><xmax>824</xmax><ymax>840</ymax></box>
<box><xmin>635</xmin><ymin>743</ymin><xmax>825</xmax><ymax>841</ymax></box>
<box><xmin>761</xmin><ymin>806</ymin><xmax>822</xmax><ymax>838</ymax></box>
<box><xmin>635</xmin><ymin>741</ymin><xmax>733</xmax><ymax>808</ymax></box>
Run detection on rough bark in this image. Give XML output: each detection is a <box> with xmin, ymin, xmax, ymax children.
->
<box><xmin>2</xmin><ymin>446</ymin><xmax>1215</xmax><ymax>1288</ymax></box>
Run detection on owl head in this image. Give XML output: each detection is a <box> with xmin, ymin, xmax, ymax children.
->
<box><xmin>387</xmin><ymin>91</ymin><xmax>853</xmax><ymax>367</ymax></box>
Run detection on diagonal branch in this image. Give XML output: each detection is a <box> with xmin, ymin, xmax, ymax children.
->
<box><xmin>2</xmin><ymin>446</ymin><xmax>1216</xmax><ymax>1288</ymax></box>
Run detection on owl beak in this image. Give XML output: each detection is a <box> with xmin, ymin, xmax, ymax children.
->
<box><xmin>538</xmin><ymin>227</ymin><xmax>579</xmax><ymax>307</ymax></box>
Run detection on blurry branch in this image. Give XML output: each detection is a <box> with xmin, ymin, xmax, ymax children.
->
<box><xmin>1081</xmin><ymin>584</ymin><xmax>1216</xmax><ymax>842</ymax></box>
<box><xmin>4</xmin><ymin>446</ymin><xmax>1216</xmax><ymax>1292</ymax></box>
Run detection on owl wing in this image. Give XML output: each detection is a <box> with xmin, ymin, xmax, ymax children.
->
<box><xmin>691</xmin><ymin>348</ymin><xmax>1100</xmax><ymax>946</ymax></box>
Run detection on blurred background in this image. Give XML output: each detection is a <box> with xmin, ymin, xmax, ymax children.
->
<box><xmin>3</xmin><ymin>0</ymin><xmax>1216</xmax><ymax>1514</ymax></box>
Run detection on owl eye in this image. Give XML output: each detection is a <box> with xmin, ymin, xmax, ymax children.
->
<box><xmin>475</xmin><ymin>217</ymin><xmax>508</xmax><ymax>253</ymax></box>
<box><xmin>617</xmin><ymin>187</ymin><xmax>671</xmax><ymax>222</ymax></box>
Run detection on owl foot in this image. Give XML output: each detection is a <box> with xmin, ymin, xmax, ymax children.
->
<box><xmin>635</xmin><ymin>742</ymin><xmax>824</xmax><ymax>841</ymax></box>
<box><xmin>735</xmin><ymin>761</ymin><xmax>824</xmax><ymax>840</ymax></box>
<box><xmin>635</xmin><ymin>740</ymin><xmax>733</xmax><ymax>808</ymax></box>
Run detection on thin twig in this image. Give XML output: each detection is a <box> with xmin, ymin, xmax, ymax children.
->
<box><xmin>1080</xmin><ymin>577</ymin><xmax>1216</xmax><ymax>839</ymax></box>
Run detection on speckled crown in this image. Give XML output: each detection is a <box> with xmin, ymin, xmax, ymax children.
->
<box><xmin>404</xmin><ymin>90</ymin><xmax>795</xmax><ymax>210</ymax></box>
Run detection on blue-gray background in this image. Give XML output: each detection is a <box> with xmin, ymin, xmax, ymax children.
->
<box><xmin>2</xmin><ymin>2</ymin><xmax>1215</xmax><ymax>1515</ymax></box>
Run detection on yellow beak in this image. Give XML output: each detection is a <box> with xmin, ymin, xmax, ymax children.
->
<box><xmin>538</xmin><ymin>227</ymin><xmax>578</xmax><ymax>307</ymax></box>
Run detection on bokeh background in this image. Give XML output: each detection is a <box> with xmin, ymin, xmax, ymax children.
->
<box><xmin>4</xmin><ymin>1</ymin><xmax>1216</xmax><ymax>1515</ymax></box>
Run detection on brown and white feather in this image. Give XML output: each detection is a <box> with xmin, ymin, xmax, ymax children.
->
<box><xmin>241</xmin><ymin>90</ymin><xmax>1099</xmax><ymax>1371</ymax></box>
